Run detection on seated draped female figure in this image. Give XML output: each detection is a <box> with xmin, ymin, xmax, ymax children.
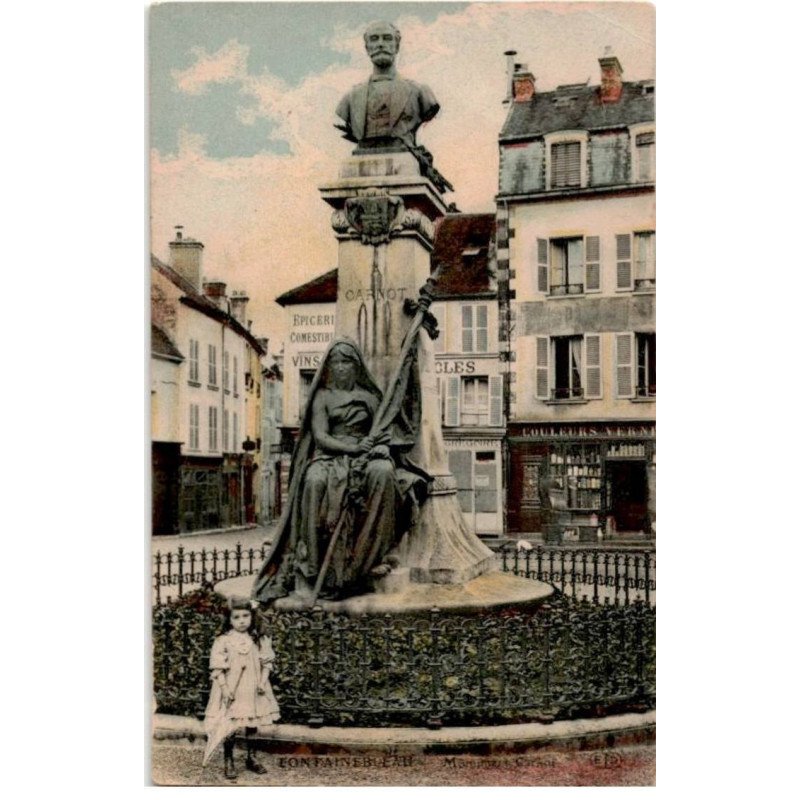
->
<box><xmin>252</xmin><ymin>339</ymin><xmax>428</xmax><ymax>603</ymax></box>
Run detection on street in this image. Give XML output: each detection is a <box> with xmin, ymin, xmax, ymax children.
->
<box><xmin>151</xmin><ymin>738</ymin><xmax>655</xmax><ymax>786</ymax></box>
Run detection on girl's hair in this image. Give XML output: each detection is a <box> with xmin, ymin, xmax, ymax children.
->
<box><xmin>222</xmin><ymin>596</ymin><xmax>263</xmax><ymax>645</ymax></box>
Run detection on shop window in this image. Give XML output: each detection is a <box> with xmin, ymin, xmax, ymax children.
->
<box><xmin>551</xmin><ymin>141</ymin><xmax>581</xmax><ymax>188</ymax></box>
<box><xmin>537</xmin><ymin>236</ymin><xmax>600</xmax><ymax>294</ymax></box>
<box><xmin>634</xmin><ymin>231</ymin><xmax>656</xmax><ymax>291</ymax></box>
<box><xmin>448</xmin><ymin>450</ymin><xmax>499</xmax><ymax>515</ymax></box>
<box><xmin>636</xmin><ymin>333</ymin><xmax>656</xmax><ymax>398</ymax></box>
<box><xmin>549</xmin><ymin>444</ymin><xmax>602</xmax><ymax>510</ymax></box>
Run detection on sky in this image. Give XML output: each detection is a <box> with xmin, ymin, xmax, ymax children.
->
<box><xmin>150</xmin><ymin>1</ymin><xmax>655</xmax><ymax>346</ymax></box>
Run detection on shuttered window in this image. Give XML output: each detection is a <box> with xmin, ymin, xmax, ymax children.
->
<box><xmin>551</xmin><ymin>141</ymin><xmax>581</xmax><ymax>188</ymax></box>
<box><xmin>615</xmin><ymin>332</ymin><xmax>634</xmax><ymax>398</ymax></box>
<box><xmin>461</xmin><ymin>304</ymin><xmax>488</xmax><ymax>353</ymax></box>
<box><xmin>636</xmin><ymin>132</ymin><xmax>655</xmax><ymax>182</ymax></box>
<box><xmin>634</xmin><ymin>231</ymin><xmax>656</xmax><ymax>284</ymax></box>
<box><xmin>233</xmin><ymin>413</ymin><xmax>239</xmax><ymax>451</ymax></box>
<box><xmin>208</xmin><ymin>345</ymin><xmax>218</xmax><ymax>386</ymax></box>
<box><xmin>223</xmin><ymin>409</ymin><xmax>229</xmax><ymax>452</ymax></box>
<box><xmin>445</xmin><ymin>375</ymin><xmax>460</xmax><ymax>426</ymax></box>
<box><xmin>189</xmin><ymin>339</ymin><xmax>199</xmax><ymax>382</ymax></box>
<box><xmin>616</xmin><ymin>234</ymin><xmax>633</xmax><ymax>290</ymax></box>
<box><xmin>461</xmin><ymin>305</ymin><xmax>473</xmax><ymax>352</ymax></box>
<box><xmin>208</xmin><ymin>406</ymin><xmax>218</xmax><ymax>451</ymax></box>
<box><xmin>462</xmin><ymin>376</ymin><xmax>489</xmax><ymax>426</ymax></box>
<box><xmin>537</xmin><ymin>238</ymin><xmax>549</xmax><ymax>293</ymax></box>
<box><xmin>535</xmin><ymin>337</ymin><xmax>549</xmax><ymax>399</ymax></box>
<box><xmin>233</xmin><ymin>356</ymin><xmax>238</xmax><ymax>395</ymax></box>
<box><xmin>223</xmin><ymin>351</ymin><xmax>230</xmax><ymax>391</ymax></box>
<box><xmin>585</xmin><ymin>236</ymin><xmax>601</xmax><ymax>292</ymax></box>
<box><xmin>585</xmin><ymin>334</ymin><xmax>602</xmax><ymax>398</ymax></box>
<box><xmin>189</xmin><ymin>404</ymin><xmax>199</xmax><ymax>450</ymax></box>
<box><xmin>489</xmin><ymin>376</ymin><xmax>503</xmax><ymax>426</ymax></box>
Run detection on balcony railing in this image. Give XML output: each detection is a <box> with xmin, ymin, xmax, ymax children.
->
<box><xmin>636</xmin><ymin>385</ymin><xmax>656</xmax><ymax>398</ymax></box>
<box><xmin>634</xmin><ymin>277</ymin><xmax>656</xmax><ymax>291</ymax></box>
<box><xmin>549</xmin><ymin>283</ymin><xmax>584</xmax><ymax>297</ymax></box>
<box><xmin>550</xmin><ymin>386</ymin><xmax>585</xmax><ymax>401</ymax></box>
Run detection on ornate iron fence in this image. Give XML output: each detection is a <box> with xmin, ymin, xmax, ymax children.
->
<box><xmin>152</xmin><ymin>543</ymin><xmax>269</xmax><ymax>605</ymax></box>
<box><xmin>497</xmin><ymin>545</ymin><xmax>655</xmax><ymax>606</ymax></box>
<box><xmin>152</xmin><ymin>543</ymin><xmax>655</xmax><ymax>607</ymax></box>
<box><xmin>152</xmin><ymin>589</ymin><xmax>655</xmax><ymax>727</ymax></box>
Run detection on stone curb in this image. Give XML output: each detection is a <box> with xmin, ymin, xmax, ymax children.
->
<box><xmin>153</xmin><ymin>711</ymin><xmax>655</xmax><ymax>751</ymax></box>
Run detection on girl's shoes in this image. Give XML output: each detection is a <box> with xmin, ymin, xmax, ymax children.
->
<box><xmin>224</xmin><ymin>758</ymin><xmax>238</xmax><ymax>780</ymax></box>
<box><xmin>245</xmin><ymin>757</ymin><xmax>267</xmax><ymax>774</ymax></box>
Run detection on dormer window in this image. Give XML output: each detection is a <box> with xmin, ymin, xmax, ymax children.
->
<box><xmin>551</xmin><ymin>142</ymin><xmax>581</xmax><ymax>188</ymax></box>
<box><xmin>545</xmin><ymin>131</ymin><xmax>588</xmax><ymax>190</ymax></box>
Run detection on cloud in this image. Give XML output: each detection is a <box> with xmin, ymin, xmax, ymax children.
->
<box><xmin>152</xmin><ymin>3</ymin><xmax>655</xmax><ymax>344</ymax></box>
<box><xmin>171</xmin><ymin>39</ymin><xmax>250</xmax><ymax>95</ymax></box>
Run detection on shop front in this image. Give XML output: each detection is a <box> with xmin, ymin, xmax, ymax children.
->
<box><xmin>506</xmin><ymin>421</ymin><xmax>655</xmax><ymax>541</ymax></box>
<box><xmin>444</xmin><ymin>435</ymin><xmax>504</xmax><ymax>539</ymax></box>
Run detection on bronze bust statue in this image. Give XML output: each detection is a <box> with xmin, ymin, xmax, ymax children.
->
<box><xmin>335</xmin><ymin>21</ymin><xmax>440</xmax><ymax>150</ymax></box>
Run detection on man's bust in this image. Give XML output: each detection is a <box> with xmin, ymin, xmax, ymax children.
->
<box><xmin>335</xmin><ymin>21</ymin><xmax>440</xmax><ymax>149</ymax></box>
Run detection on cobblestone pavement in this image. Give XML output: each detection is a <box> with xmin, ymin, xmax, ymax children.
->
<box><xmin>151</xmin><ymin>739</ymin><xmax>655</xmax><ymax>787</ymax></box>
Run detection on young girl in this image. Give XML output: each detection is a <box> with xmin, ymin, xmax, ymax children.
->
<box><xmin>202</xmin><ymin>596</ymin><xmax>280</xmax><ymax>780</ymax></box>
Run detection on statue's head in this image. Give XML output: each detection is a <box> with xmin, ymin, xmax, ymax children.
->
<box><xmin>326</xmin><ymin>341</ymin><xmax>362</xmax><ymax>389</ymax></box>
<box><xmin>364</xmin><ymin>20</ymin><xmax>401</xmax><ymax>68</ymax></box>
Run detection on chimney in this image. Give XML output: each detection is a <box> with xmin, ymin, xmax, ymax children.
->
<box><xmin>512</xmin><ymin>62</ymin><xmax>535</xmax><ymax>103</ymax></box>
<box><xmin>168</xmin><ymin>225</ymin><xmax>204</xmax><ymax>290</ymax></box>
<box><xmin>203</xmin><ymin>280</ymin><xmax>227</xmax><ymax>310</ymax></box>
<box><xmin>503</xmin><ymin>50</ymin><xmax>517</xmax><ymax>104</ymax></box>
<box><xmin>599</xmin><ymin>46</ymin><xmax>623</xmax><ymax>103</ymax></box>
<box><xmin>230</xmin><ymin>290</ymin><xmax>249</xmax><ymax>325</ymax></box>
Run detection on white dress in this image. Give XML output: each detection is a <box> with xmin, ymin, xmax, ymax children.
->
<box><xmin>204</xmin><ymin>631</ymin><xmax>281</xmax><ymax>732</ymax></box>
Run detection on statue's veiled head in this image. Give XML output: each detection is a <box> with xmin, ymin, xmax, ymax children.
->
<box><xmin>327</xmin><ymin>341</ymin><xmax>361</xmax><ymax>390</ymax></box>
<box><xmin>364</xmin><ymin>20</ymin><xmax>401</xmax><ymax>68</ymax></box>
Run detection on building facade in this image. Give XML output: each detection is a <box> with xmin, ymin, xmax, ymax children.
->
<box><xmin>274</xmin><ymin>214</ymin><xmax>504</xmax><ymax>538</ymax></box>
<box><xmin>496</xmin><ymin>51</ymin><xmax>655</xmax><ymax>542</ymax></box>
<box><xmin>150</xmin><ymin>232</ymin><xmax>266</xmax><ymax>534</ymax></box>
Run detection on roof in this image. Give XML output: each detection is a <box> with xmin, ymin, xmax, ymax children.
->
<box><xmin>150</xmin><ymin>254</ymin><xmax>266</xmax><ymax>356</ymax></box>
<box><xmin>432</xmin><ymin>213</ymin><xmax>495</xmax><ymax>298</ymax></box>
<box><xmin>275</xmin><ymin>268</ymin><xmax>338</xmax><ymax>307</ymax></box>
<box><xmin>151</xmin><ymin>323</ymin><xmax>184</xmax><ymax>362</ymax></box>
<box><xmin>275</xmin><ymin>213</ymin><xmax>496</xmax><ymax>307</ymax></box>
<box><xmin>500</xmin><ymin>81</ymin><xmax>654</xmax><ymax>141</ymax></box>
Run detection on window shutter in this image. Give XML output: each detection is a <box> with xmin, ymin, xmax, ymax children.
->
<box><xmin>537</xmin><ymin>238</ymin><xmax>548</xmax><ymax>293</ymax></box>
<box><xmin>585</xmin><ymin>334</ymin><xmax>602</xmax><ymax>398</ymax></box>
<box><xmin>535</xmin><ymin>337</ymin><xmax>549</xmax><ymax>400</ymax></box>
<box><xmin>445</xmin><ymin>375</ymin><xmax>460</xmax><ymax>426</ymax></box>
<box><xmin>615</xmin><ymin>332</ymin><xmax>634</xmax><ymax>398</ymax></box>
<box><xmin>476</xmin><ymin>305</ymin><xmax>488</xmax><ymax>352</ymax></box>
<box><xmin>461</xmin><ymin>305</ymin><xmax>473</xmax><ymax>352</ymax></box>
<box><xmin>585</xmin><ymin>236</ymin><xmax>601</xmax><ymax>292</ymax></box>
<box><xmin>616</xmin><ymin>234</ymin><xmax>632</xmax><ymax>290</ymax></box>
<box><xmin>489</xmin><ymin>376</ymin><xmax>503</xmax><ymax>426</ymax></box>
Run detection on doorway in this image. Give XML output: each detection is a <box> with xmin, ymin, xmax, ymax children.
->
<box><xmin>606</xmin><ymin>460</ymin><xmax>649</xmax><ymax>532</ymax></box>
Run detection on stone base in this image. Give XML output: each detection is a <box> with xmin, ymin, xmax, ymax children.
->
<box><xmin>215</xmin><ymin>570</ymin><xmax>553</xmax><ymax>615</ymax></box>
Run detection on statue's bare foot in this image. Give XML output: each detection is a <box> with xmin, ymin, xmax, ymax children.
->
<box><xmin>369</xmin><ymin>563</ymin><xmax>392</xmax><ymax>578</ymax></box>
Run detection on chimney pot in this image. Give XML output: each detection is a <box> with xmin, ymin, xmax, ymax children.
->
<box><xmin>599</xmin><ymin>48</ymin><xmax>623</xmax><ymax>103</ymax></box>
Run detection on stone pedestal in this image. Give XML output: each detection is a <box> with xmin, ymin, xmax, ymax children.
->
<box><xmin>319</xmin><ymin>153</ymin><xmax>494</xmax><ymax>585</ymax></box>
